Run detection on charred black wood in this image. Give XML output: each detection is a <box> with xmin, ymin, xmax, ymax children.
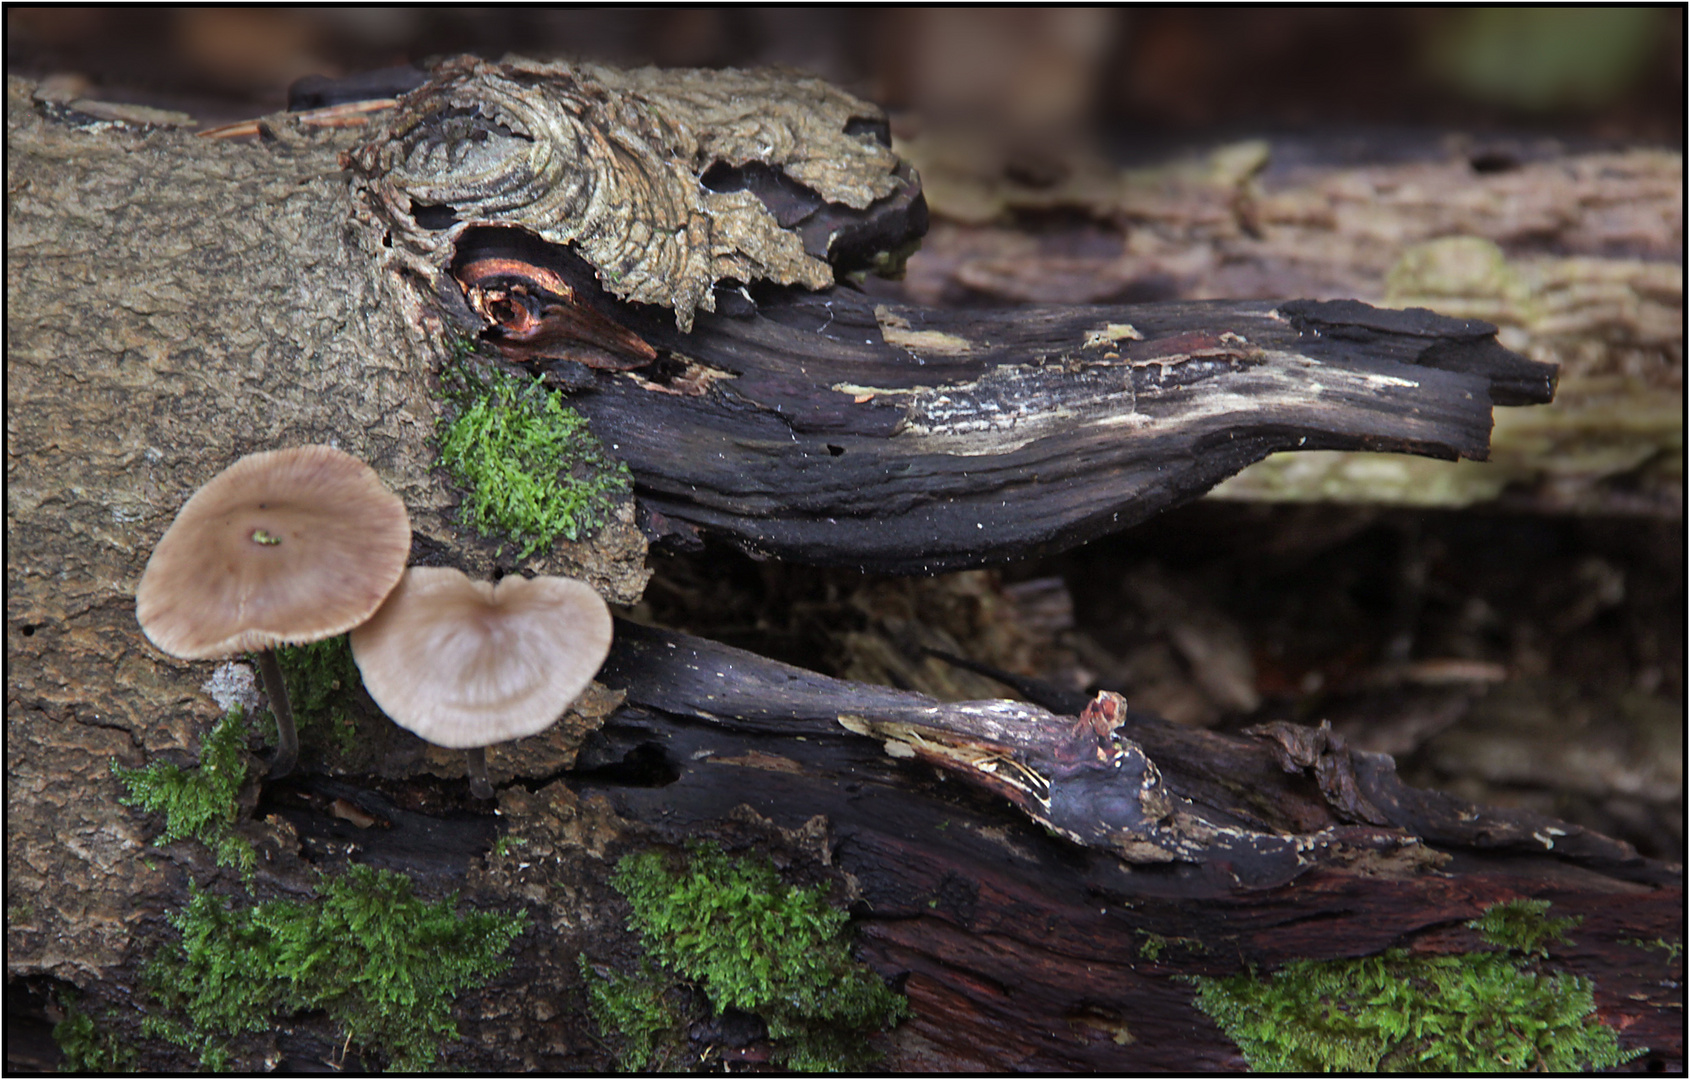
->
<box><xmin>465</xmin><ymin>243</ymin><xmax>1556</xmax><ymax>573</ymax></box>
<box><xmin>584</xmin><ymin>619</ymin><xmax>1680</xmax><ymax>1070</ymax></box>
<box><xmin>599</xmin><ymin>619</ymin><xmax>1666</xmax><ymax>885</ymax></box>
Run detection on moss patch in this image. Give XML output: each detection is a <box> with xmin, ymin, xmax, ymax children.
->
<box><xmin>436</xmin><ymin>357</ymin><xmax>630</xmax><ymax>558</ymax></box>
<box><xmin>1464</xmin><ymin>898</ymin><xmax>1578</xmax><ymax>957</ymax></box>
<box><xmin>140</xmin><ymin>864</ymin><xmax>527</xmax><ymax>1071</ymax></box>
<box><xmin>1188</xmin><ymin>901</ymin><xmax>1643</xmax><ymax>1072</ymax></box>
<box><xmin>584</xmin><ymin>842</ymin><xmax>907</xmax><ymax>1071</ymax></box>
<box><xmin>113</xmin><ymin>708</ymin><xmax>254</xmax><ymax>877</ymax></box>
<box><xmin>272</xmin><ymin>635</ymin><xmax>361</xmax><ymax>762</ymax></box>
<box><xmin>53</xmin><ymin>991</ymin><xmax>137</xmax><ymax>1074</ymax></box>
<box><xmin>578</xmin><ymin>953</ymin><xmax>690</xmax><ymax>1071</ymax></box>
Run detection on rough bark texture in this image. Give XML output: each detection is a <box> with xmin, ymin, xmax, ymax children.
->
<box><xmin>5</xmin><ymin>73</ymin><xmax>647</xmax><ymax>982</ymax></box>
<box><xmin>6</xmin><ymin>62</ymin><xmax>1678</xmax><ymax>1073</ymax></box>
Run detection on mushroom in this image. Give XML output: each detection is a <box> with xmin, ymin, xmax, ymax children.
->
<box><xmin>349</xmin><ymin>566</ymin><xmax>613</xmax><ymax>798</ymax></box>
<box><xmin>135</xmin><ymin>445</ymin><xmax>412</xmax><ymax>778</ymax></box>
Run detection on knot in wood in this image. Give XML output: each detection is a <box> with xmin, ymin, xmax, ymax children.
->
<box><xmin>350</xmin><ymin>55</ymin><xmax>910</xmax><ymax>331</ymax></box>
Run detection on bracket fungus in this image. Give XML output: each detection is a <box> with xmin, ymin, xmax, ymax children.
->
<box><xmin>135</xmin><ymin>446</ymin><xmax>412</xmax><ymax>778</ymax></box>
<box><xmin>349</xmin><ymin>566</ymin><xmax>614</xmax><ymax>798</ymax></box>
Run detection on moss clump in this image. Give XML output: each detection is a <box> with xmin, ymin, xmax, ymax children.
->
<box><xmin>272</xmin><ymin>635</ymin><xmax>361</xmax><ymax>761</ymax></box>
<box><xmin>437</xmin><ymin>358</ymin><xmax>630</xmax><ymax>558</ymax></box>
<box><xmin>578</xmin><ymin>954</ymin><xmax>689</xmax><ymax>1071</ymax></box>
<box><xmin>53</xmin><ymin>991</ymin><xmax>137</xmax><ymax>1074</ymax></box>
<box><xmin>113</xmin><ymin>708</ymin><xmax>254</xmax><ymax>877</ymax></box>
<box><xmin>1137</xmin><ymin>931</ymin><xmax>1205</xmax><ymax>962</ymax></box>
<box><xmin>586</xmin><ymin>843</ymin><xmax>907</xmax><ymax>1072</ymax></box>
<box><xmin>1464</xmin><ymin>898</ymin><xmax>1578</xmax><ymax>958</ymax></box>
<box><xmin>141</xmin><ymin>864</ymin><xmax>528</xmax><ymax>1072</ymax></box>
<box><xmin>1188</xmin><ymin>900</ymin><xmax>1643</xmax><ymax>1072</ymax></box>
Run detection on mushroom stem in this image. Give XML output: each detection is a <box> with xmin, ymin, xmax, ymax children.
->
<box><xmin>465</xmin><ymin>746</ymin><xmax>494</xmax><ymax>800</ymax></box>
<box><xmin>256</xmin><ymin>648</ymin><xmax>299</xmax><ymax>779</ymax></box>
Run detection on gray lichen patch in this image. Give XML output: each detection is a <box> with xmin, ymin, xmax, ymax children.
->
<box><xmin>352</xmin><ymin>55</ymin><xmax>908</xmax><ymax>331</ymax></box>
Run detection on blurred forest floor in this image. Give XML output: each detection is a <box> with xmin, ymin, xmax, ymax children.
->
<box><xmin>9</xmin><ymin>6</ymin><xmax>1680</xmax><ymax>859</ymax></box>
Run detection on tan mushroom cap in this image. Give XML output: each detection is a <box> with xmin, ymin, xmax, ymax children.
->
<box><xmin>350</xmin><ymin>567</ymin><xmax>613</xmax><ymax>749</ymax></box>
<box><xmin>136</xmin><ymin>445</ymin><xmax>412</xmax><ymax>659</ymax></box>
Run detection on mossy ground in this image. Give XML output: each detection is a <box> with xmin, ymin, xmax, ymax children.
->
<box><xmin>436</xmin><ymin>353</ymin><xmax>630</xmax><ymax>559</ymax></box>
<box><xmin>141</xmin><ymin>865</ymin><xmax>528</xmax><ymax>1071</ymax></box>
<box><xmin>582</xmin><ymin>842</ymin><xmax>907</xmax><ymax>1071</ymax></box>
<box><xmin>1188</xmin><ymin>900</ymin><xmax>1643</xmax><ymax>1072</ymax></box>
<box><xmin>113</xmin><ymin>707</ymin><xmax>254</xmax><ymax>877</ymax></box>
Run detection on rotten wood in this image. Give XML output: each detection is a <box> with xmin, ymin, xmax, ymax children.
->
<box><xmin>560</xmin><ymin>280</ymin><xmax>1555</xmax><ymax>573</ymax></box>
<box><xmin>437</xmin><ymin>229</ymin><xmax>1558</xmax><ymax>574</ymax></box>
<box><xmin>583</xmin><ymin>620</ymin><xmax>1682</xmax><ymax>1070</ymax></box>
<box><xmin>898</xmin><ymin>134</ymin><xmax>1683</xmax><ymax>517</ymax></box>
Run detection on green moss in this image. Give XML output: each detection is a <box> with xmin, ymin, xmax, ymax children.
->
<box><xmin>53</xmin><ymin>991</ymin><xmax>137</xmax><ymax>1074</ymax></box>
<box><xmin>1465</xmin><ymin>898</ymin><xmax>1578</xmax><ymax>958</ymax></box>
<box><xmin>579</xmin><ymin>954</ymin><xmax>688</xmax><ymax>1071</ymax></box>
<box><xmin>1187</xmin><ymin>901</ymin><xmax>1643</xmax><ymax>1072</ymax></box>
<box><xmin>436</xmin><ymin>358</ymin><xmax>630</xmax><ymax>558</ymax></box>
<box><xmin>587</xmin><ymin>842</ymin><xmax>907</xmax><ymax>1072</ymax></box>
<box><xmin>142</xmin><ymin>864</ymin><xmax>527</xmax><ymax>1072</ymax></box>
<box><xmin>113</xmin><ymin>708</ymin><xmax>255</xmax><ymax>877</ymax></box>
<box><xmin>1138</xmin><ymin>931</ymin><xmax>1205</xmax><ymax>962</ymax></box>
<box><xmin>1623</xmin><ymin>937</ymin><xmax>1683</xmax><ymax>961</ymax></box>
<box><xmin>272</xmin><ymin>636</ymin><xmax>361</xmax><ymax>760</ymax></box>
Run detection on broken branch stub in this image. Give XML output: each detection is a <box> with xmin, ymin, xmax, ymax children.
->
<box><xmin>349</xmin><ymin>54</ymin><xmax>925</xmax><ymax>331</ymax></box>
<box><xmin>599</xmin><ymin>620</ymin><xmax>1673</xmax><ymax>891</ymax></box>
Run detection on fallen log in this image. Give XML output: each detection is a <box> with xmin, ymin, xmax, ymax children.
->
<box><xmin>8</xmin><ymin>57</ymin><xmax>1669</xmax><ymax>1073</ymax></box>
<box><xmin>585</xmin><ymin>621</ymin><xmax>1680</xmax><ymax>1071</ymax></box>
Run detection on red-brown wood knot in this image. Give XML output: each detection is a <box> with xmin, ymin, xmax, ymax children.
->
<box><xmin>454</xmin><ymin>254</ymin><xmax>658</xmax><ymax>371</ymax></box>
<box><xmin>1055</xmin><ymin>691</ymin><xmax>1131</xmax><ymax>768</ymax></box>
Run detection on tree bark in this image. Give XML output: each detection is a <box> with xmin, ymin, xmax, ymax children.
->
<box><xmin>5</xmin><ymin>64</ymin><xmax>1677</xmax><ymax>1072</ymax></box>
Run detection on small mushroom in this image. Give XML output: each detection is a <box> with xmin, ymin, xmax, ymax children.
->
<box><xmin>135</xmin><ymin>445</ymin><xmax>412</xmax><ymax>778</ymax></box>
<box><xmin>349</xmin><ymin>566</ymin><xmax>613</xmax><ymax>798</ymax></box>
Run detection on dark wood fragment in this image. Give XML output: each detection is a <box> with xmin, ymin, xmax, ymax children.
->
<box><xmin>519</xmin><ymin>259</ymin><xmax>1557</xmax><ymax>572</ymax></box>
<box><xmin>583</xmin><ymin>620</ymin><xmax>1681</xmax><ymax>1071</ymax></box>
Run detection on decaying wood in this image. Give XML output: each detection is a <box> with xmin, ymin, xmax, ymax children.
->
<box><xmin>342</xmin><ymin>60</ymin><xmax>1555</xmax><ymax>573</ymax></box>
<box><xmin>423</xmin><ymin>218</ymin><xmax>1556</xmax><ymax>574</ymax></box>
<box><xmin>552</xmin><ymin>277</ymin><xmax>1554</xmax><ymax>573</ymax></box>
<box><xmin>5</xmin><ymin>59</ymin><xmax>1675</xmax><ymax>1072</ymax></box>
<box><xmin>899</xmin><ymin>134</ymin><xmax>1683</xmax><ymax>515</ymax></box>
<box><xmin>587</xmin><ymin>621</ymin><xmax>1681</xmax><ymax>1070</ymax></box>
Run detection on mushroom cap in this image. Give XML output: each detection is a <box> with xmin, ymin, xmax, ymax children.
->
<box><xmin>136</xmin><ymin>445</ymin><xmax>412</xmax><ymax>659</ymax></box>
<box><xmin>350</xmin><ymin>567</ymin><xmax>613</xmax><ymax>749</ymax></box>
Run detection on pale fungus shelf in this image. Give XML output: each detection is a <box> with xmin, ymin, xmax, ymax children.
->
<box><xmin>135</xmin><ymin>445</ymin><xmax>412</xmax><ymax>778</ymax></box>
<box><xmin>350</xmin><ymin>566</ymin><xmax>614</xmax><ymax>798</ymax></box>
